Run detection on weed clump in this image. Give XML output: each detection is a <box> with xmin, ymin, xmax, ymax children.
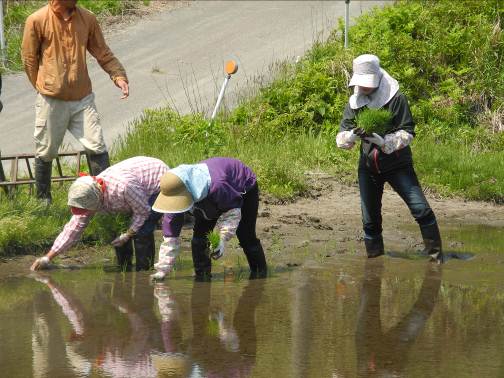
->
<box><xmin>356</xmin><ymin>108</ymin><xmax>393</xmax><ymax>135</ymax></box>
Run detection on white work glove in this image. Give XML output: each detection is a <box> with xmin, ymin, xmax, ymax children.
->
<box><xmin>210</xmin><ymin>240</ymin><xmax>225</xmax><ymax>260</ymax></box>
<box><xmin>111</xmin><ymin>233</ymin><xmax>131</xmax><ymax>247</ymax></box>
<box><xmin>30</xmin><ymin>256</ymin><xmax>51</xmax><ymax>271</ymax></box>
<box><xmin>349</xmin><ymin>127</ymin><xmax>366</xmax><ymax>143</ymax></box>
<box><xmin>364</xmin><ymin>133</ymin><xmax>385</xmax><ymax>147</ymax></box>
<box><xmin>150</xmin><ymin>271</ymin><xmax>166</xmax><ymax>282</ymax></box>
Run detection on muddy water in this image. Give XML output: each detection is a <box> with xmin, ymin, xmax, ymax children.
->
<box><xmin>1</xmin><ymin>231</ymin><xmax>504</xmax><ymax>377</ymax></box>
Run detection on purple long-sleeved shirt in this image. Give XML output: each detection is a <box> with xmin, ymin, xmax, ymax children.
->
<box><xmin>162</xmin><ymin>158</ymin><xmax>256</xmax><ymax>237</ymax></box>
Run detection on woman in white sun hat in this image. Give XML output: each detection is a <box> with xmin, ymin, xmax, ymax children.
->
<box><xmin>336</xmin><ymin>54</ymin><xmax>443</xmax><ymax>262</ymax></box>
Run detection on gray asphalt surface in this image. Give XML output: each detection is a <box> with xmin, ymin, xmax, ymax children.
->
<box><xmin>0</xmin><ymin>1</ymin><xmax>384</xmax><ymax>156</ymax></box>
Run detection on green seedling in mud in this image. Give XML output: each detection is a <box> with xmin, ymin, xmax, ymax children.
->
<box><xmin>356</xmin><ymin>108</ymin><xmax>393</xmax><ymax>136</ymax></box>
<box><xmin>207</xmin><ymin>230</ymin><xmax>221</xmax><ymax>250</ymax></box>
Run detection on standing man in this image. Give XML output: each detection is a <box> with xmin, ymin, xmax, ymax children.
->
<box><xmin>22</xmin><ymin>0</ymin><xmax>129</xmax><ymax>203</ymax></box>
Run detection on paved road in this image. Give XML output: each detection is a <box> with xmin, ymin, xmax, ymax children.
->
<box><xmin>1</xmin><ymin>1</ymin><xmax>384</xmax><ymax>156</ymax></box>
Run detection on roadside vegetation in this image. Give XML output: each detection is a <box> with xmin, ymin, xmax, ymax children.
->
<box><xmin>0</xmin><ymin>0</ymin><xmax>151</xmax><ymax>72</ymax></box>
<box><xmin>0</xmin><ymin>0</ymin><xmax>502</xmax><ymax>256</ymax></box>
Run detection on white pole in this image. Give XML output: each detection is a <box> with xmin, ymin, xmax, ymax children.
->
<box><xmin>0</xmin><ymin>0</ymin><xmax>5</xmax><ymax>67</ymax></box>
<box><xmin>344</xmin><ymin>0</ymin><xmax>350</xmax><ymax>49</ymax></box>
<box><xmin>210</xmin><ymin>75</ymin><xmax>231</xmax><ymax>120</ymax></box>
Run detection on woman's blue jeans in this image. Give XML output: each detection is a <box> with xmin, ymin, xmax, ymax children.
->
<box><xmin>358</xmin><ymin>165</ymin><xmax>437</xmax><ymax>241</ymax></box>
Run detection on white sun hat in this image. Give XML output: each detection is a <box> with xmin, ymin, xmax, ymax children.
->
<box><xmin>348</xmin><ymin>54</ymin><xmax>399</xmax><ymax>110</ymax></box>
<box><xmin>349</xmin><ymin>54</ymin><xmax>383</xmax><ymax>88</ymax></box>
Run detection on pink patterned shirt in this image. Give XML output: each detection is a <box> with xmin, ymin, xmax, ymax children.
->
<box><xmin>50</xmin><ymin>157</ymin><xmax>169</xmax><ymax>256</ymax></box>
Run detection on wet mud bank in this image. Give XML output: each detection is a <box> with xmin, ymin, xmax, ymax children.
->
<box><xmin>2</xmin><ymin>177</ymin><xmax>502</xmax><ymax>278</ymax></box>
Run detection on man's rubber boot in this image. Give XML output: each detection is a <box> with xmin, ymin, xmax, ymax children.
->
<box><xmin>191</xmin><ymin>237</ymin><xmax>211</xmax><ymax>281</ymax></box>
<box><xmin>88</xmin><ymin>152</ymin><xmax>110</xmax><ymax>176</ymax></box>
<box><xmin>115</xmin><ymin>239</ymin><xmax>133</xmax><ymax>271</ymax></box>
<box><xmin>242</xmin><ymin>242</ymin><xmax>268</xmax><ymax>279</ymax></box>
<box><xmin>420</xmin><ymin>223</ymin><xmax>444</xmax><ymax>263</ymax></box>
<box><xmin>364</xmin><ymin>235</ymin><xmax>384</xmax><ymax>258</ymax></box>
<box><xmin>34</xmin><ymin>158</ymin><xmax>53</xmax><ymax>204</ymax></box>
<box><xmin>134</xmin><ymin>233</ymin><xmax>155</xmax><ymax>271</ymax></box>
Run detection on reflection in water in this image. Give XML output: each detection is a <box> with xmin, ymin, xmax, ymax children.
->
<box><xmin>355</xmin><ymin>260</ymin><xmax>442</xmax><ymax>377</ymax></box>
<box><xmin>27</xmin><ymin>273</ymin><xmax>264</xmax><ymax>377</ymax></box>
<box><xmin>188</xmin><ymin>280</ymin><xmax>264</xmax><ymax>377</ymax></box>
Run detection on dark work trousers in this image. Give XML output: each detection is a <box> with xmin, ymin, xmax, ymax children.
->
<box><xmin>116</xmin><ymin>192</ymin><xmax>162</xmax><ymax>270</ymax></box>
<box><xmin>358</xmin><ymin>165</ymin><xmax>437</xmax><ymax>241</ymax></box>
<box><xmin>136</xmin><ymin>192</ymin><xmax>163</xmax><ymax>236</ymax></box>
<box><xmin>192</xmin><ymin>184</ymin><xmax>262</xmax><ymax>264</ymax></box>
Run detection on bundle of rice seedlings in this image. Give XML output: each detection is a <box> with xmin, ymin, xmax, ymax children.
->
<box><xmin>356</xmin><ymin>108</ymin><xmax>393</xmax><ymax>135</ymax></box>
<box><xmin>207</xmin><ymin>230</ymin><xmax>221</xmax><ymax>250</ymax></box>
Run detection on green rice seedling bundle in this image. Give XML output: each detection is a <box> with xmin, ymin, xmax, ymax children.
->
<box><xmin>207</xmin><ymin>230</ymin><xmax>221</xmax><ymax>250</ymax></box>
<box><xmin>356</xmin><ymin>108</ymin><xmax>393</xmax><ymax>135</ymax></box>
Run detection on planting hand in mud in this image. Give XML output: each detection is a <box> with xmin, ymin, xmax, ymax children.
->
<box><xmin>210</xmin><ymin>240</ymin><xmax>225</xmax><ymax>260</ymax></box>
<box><xmin>111</xmin><ymin>231</ymin><xmax>133</xmax><ymax>247</ymax></box>
<box><xmin>30</xmin><ymin>255</ymin><xmax>51</xmax><ymax>271</ymax></box>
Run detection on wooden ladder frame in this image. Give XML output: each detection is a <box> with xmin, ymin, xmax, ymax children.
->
<box><xmin>0</xmin><ymin>151</ymin><xmax>91</xmax><ymax>196</ymax></box>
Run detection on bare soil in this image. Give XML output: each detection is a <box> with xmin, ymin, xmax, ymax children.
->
<box><xmin>257</xmin><ymin>175</ymin><xmax>504</xmax><ymax>259</ymax></box>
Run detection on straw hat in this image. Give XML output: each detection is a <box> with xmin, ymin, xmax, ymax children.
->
<box><xmin>152</xmin><ymin>172</ymin><xmax>194</xmax><ymax>213</ymax></box>
<box><xmin>67</xmin><ymin>176</ymin><xmax>102</xmax><ymax>211</ymax></box>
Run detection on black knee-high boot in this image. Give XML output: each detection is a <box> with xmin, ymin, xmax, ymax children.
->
<box><xmin>364</xmin><ymin>235</ymin><xmax>384</xmax><ymax>258</ymax></box>
<box><xmin>35</xmin><ymin>158</ymin><xmax>53</xmax><ymax>203</ymax></box>
<box><xmin>115</xmin><ymin>239</ymin><xmax>133</xmax><ymax>271</ymax></box>
<box><xmin>134</xmin><ymin>233</ymin><xmax>155</xmax><ymax>271</ymax></box>
<box><xmin>420</xmin><ymin>223</ymin><xmax>443</xmax><ymax>263</ymax></box>
<box><xmin>87</xmin><ymin>152</ymin><xmax>110</xmax><ymax>176</ymax></box>
<box><xmin>242</xmin><ymin>242</ymin><xmax>267</xmax><ymax>279</ymax></box>
<box><xmin>191</xmin><ymin>237</ymin><xmax>211</xmax><ymax>281</ymax></box>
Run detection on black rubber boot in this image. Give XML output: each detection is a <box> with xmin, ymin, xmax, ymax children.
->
<box><xmin>364</xmin><ymin>235</ymin><xmax>384</xmax><ymax>258</ymax></box>
<box><xmin>242</xmin><ymin>242</ymin><xmax>268</xmax><ymax>279</ymax></box>
<box><xmin>191</xmin><ymin>237</ymin><xmax>211</xmax><ymax>281</ymax></box>
<box><xmin>420</xmin><ymin>223</ymin><xmax>444</xmax><ymax>263</ymax></box>
<box><xmin>87</xmin><ymin>152</ymin><xmax>110</xmax><ymax>176</ymax></box>
<box><xmin>115</xmin><ymin>239</ymin><xmax>133</xmax><ymax>271</ymax></box>
<box><xmin>133</xmin><ymin>233</ymin><xmax>155</xmax><ymax>271</ymax></box>
<box><xmin>34</xmin><ymin>158</ymin><xmax>53</xmax><ymax>204</ymax></box>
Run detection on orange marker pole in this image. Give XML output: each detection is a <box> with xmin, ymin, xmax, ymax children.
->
<box><xmin>210</xmin><ymin>60</ymin><xmax>238</xmax><ymax>121</ymax></box>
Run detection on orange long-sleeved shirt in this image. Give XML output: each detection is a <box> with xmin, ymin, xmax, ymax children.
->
<box><xmin>22</xmin><ymin>3</ymin><xmax>128</xmax><ymax>101</ymax></box>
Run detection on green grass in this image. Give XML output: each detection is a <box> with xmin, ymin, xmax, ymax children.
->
<box><xmin>1</xmin><ymin>0</ymin><xmax>152</xmax><ymax>72</ymax></box>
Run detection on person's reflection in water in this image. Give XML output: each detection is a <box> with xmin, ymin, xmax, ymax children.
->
<box><xmin>31</xmin><ymin>274</ymin><xmax>92</xmax><ymax>377</ymax></box>
<box><xmin>355</xmin><ymin>260</ymin><xmax>442</xmax><ymax>377</ymax></box>
<box><xmin>151</xmin><ymin>283</ymin><xmax>191</xmax><ymax>377</ymax></box>
<box><xmin>94</xmin><ymin>273</ymin><xmax>161</xmax><ymax>377</ymax></box>
<box><xmin>190</xmin><ymin>279</ymin><xmax>265</xmax><ymax>377</ymax></box>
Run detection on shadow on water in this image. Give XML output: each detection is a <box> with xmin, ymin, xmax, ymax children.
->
<box><xmin>1</xmin><ymin>222</ymin><xmax>504</xmax><ymax>377</ymax></box>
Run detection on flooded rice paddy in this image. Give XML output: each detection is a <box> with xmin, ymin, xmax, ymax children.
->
<box><xmin>1</xmin><ymin>225</ymin><xmax>503</xmax><ymax>377</ymax></box>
